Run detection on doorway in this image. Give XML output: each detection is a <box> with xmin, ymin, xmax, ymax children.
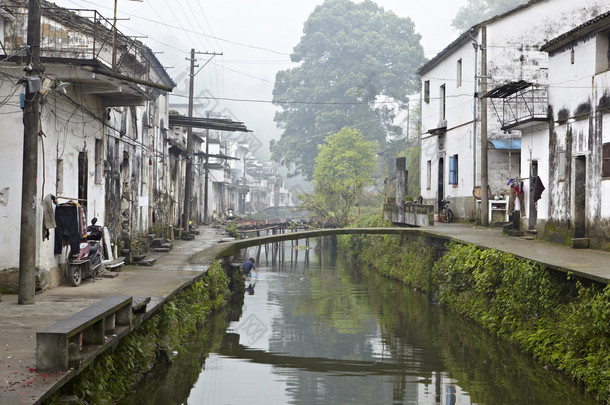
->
<box><xmin>574</xmin><ymin>156</ymin><xmax>586</xmax><ymax>238</ymax></box>
<box><xmin>438</xmin><ymin>157</ymin><xmax>445</xmax><ymax>210</ymax></box>
<box><xmin>528</xmin><ymin>160</ymin><xmax>538</xmax><ymax>230</ymax></box>
<box><xmin>78</xmin><ymin>152</ymin><xmax>88</xmax><ymax>207</ymax></box>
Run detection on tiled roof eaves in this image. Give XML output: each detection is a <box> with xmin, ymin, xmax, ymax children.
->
<box><xmin>540</xmin><ymin>10</ymin><xmax>610</xmax><ymax>52</ymax></box>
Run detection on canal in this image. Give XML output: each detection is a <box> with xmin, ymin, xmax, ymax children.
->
<box><xmin>118</xmin><ymin>242</ymin><xmax>598</xmax><ymax>404</ymax></box>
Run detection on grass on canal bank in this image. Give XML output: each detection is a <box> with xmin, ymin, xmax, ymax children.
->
<box><xmin>339</xmin><ymin>213</ymin><xmax>610</xmax><ymax>404</ymax></box>
<box><xmin>43</xmin><ymin>260</ymin><xmax>239</xmax><ymax>405</ymax></box>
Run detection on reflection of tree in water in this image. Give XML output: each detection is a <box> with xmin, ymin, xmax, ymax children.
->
<box><xmin>356</xmin><ymin>262</ymin><xmax>600</xmax><ymax>405</ymax></box>
<box><xmin>267</xmin><ymin>253</ymin><xmax>395</xmax><ymax>404</ymax></box>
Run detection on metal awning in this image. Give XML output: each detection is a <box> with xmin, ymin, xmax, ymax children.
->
<box><xmin>169</xmin><ymin>115</ymin><xmax>251</xmax><ymax>132</ymax></box>
<box><xmin>481</xmin><ymin>80</ymin><xmax>532</xmax><ymax>99</ymax></box>
<box><xmin>488</xmin><ymin>139</ymin><xmax>521</xmax><ymax>151</ymax></box>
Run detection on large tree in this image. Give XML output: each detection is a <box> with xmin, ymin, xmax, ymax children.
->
<box><xmin>299</xmin><ymin>127</ymin><xmax>377</xmax><ymax>227</ymax></box>
<box><xmin>271</xmin><ymin>0</ymin><xmax>425</xmax><ymax>179</ymax></box>
<box><xmin>451</xmin><ymin>0</ymin><xmax>528</xmax><ymax>32</ymax></box>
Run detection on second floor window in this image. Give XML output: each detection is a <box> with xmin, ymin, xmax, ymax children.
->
<box><xmin>424</xmin><ymin>80</ymin><xmax>430</xmax><ymax>103</ymax></box>
<box><xmin>457</xmin><ymin>59</ymin><xmax>462</xmax><ymax>87</ymax></box>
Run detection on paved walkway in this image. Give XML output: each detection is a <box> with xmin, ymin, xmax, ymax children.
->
<box><xmin>0</xmin><ymin>226</ymin><xmax>224</xmax><ymax>405</ymax></box>
<box><xmin>1</xmin><ymin>223</ymin><xmax>609</xmax><ymax>404</ymax></box>
<box><xmin>428</xmin><ymin>223</ymin><xmax>610</xmax><ymax>284</ymax></box>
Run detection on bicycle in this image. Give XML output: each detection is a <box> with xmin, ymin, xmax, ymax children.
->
<box><xmin>438</xmin><ymin>196</ymin><xmax>454</xmax><ymax>223</ymax></box>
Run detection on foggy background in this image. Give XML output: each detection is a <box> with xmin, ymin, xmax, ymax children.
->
<box><xmin>49</xmin><ymin>0</ymin><xmax>468</xmax><ymax>160</ymax></box>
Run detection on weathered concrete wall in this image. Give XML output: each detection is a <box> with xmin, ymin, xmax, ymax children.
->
<box><xmin>529</xmin><ymin>29</ymin><xmax>610</xmax><ymax>250</ymax></box>
<box><xmin>0</xmin><ymin>77</ymin><xmax>108</xmax><ymax>289</ymax></box>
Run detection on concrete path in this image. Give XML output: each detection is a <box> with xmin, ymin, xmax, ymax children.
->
<box><xmin>0</xmin><ymin>226</ymin><xmax>225</xmax><ymax>405</ymax></box>
<box><xmin>428</xmin><ymin>223</ymin><xmax>610</xmax><ymax>284</ymax></box>
<box><xmin>1</xmin><ymin>222</ymin><xmax>609</xmax><ymax>404</ymax></box>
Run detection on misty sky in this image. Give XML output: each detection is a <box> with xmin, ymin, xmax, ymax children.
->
<box><xmin>50</xmin><ymin>0</ymin><xmax>468</xmax><ymax>159</ymax></box>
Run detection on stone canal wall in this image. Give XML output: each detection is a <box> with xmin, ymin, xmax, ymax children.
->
<box><xmin>338</xmin><ymin>218</ymin><xmax>610</xmax><ymax>403</ymax></box>
<box><xmin>42</xmin><ymin>261</ymin><xmax>238</xmax><ymax>405</ymax></box>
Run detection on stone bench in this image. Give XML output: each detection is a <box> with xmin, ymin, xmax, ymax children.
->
<box><xmin>36</xmin><ymin>296</ymin><xmax>133</xmax><ymax>371</ymax></box>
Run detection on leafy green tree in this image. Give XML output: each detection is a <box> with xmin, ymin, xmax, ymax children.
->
<box><xmin>299</xmin><ymin>128</ymin><xmax>377</xmax><ymax>227</ymax></box>
<box><xmin>451</xmin><ymin>0</ymin><xmax>527</xmax><ymax>32</ymax></box>
<box><xmin>271</xmin><ymin>0</ymin><xmax>425</xmax><ymax>179</ymax></box>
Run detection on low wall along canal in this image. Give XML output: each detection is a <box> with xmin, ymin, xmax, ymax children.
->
<box><xmin>44</xmin><ymin>225</ymin><xmax>610</xmax><ymax>404</ymax></box>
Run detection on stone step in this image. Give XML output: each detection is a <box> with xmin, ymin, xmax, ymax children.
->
<box><xmin>572</xmin><ymin>238</ymin><xmax>589</xmax><ymax>249</ymax></box>
<box><xmin>136</xmin><ymin>258</ymin><xmax>157</xmax><ymax>266</ymax></box>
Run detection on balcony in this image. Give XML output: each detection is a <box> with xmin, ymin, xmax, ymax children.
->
<box><xmin>1</xmin><ymin>3</ymin><xmax>171</xmax><ymax>104</ymax></box>
<box><xmin>483</xmin><ymin>81</ymin><xmax>548</xmax><ymax>131</ymax></box>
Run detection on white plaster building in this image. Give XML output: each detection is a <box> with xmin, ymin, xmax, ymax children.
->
<box><xmin>508</xmin><ymin>11</ymin><xmax>610</xmax><ymax>249</ymax></box>
<box><xmin>418</xmin><ymin>0</ymin><xmax>609</xmax><ymax>221</ymax></box>
<box><xmin>0</xmin><ymin>1</ymin><xmax>174</xmax><ymax>290</ymax></box>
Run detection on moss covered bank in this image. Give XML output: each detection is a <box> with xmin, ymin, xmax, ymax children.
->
<box><xmin>339</xmin><ymin>214</ymin><xmax>610</xmax><ymax>403</ymax></box>
<box><xmin>43</xmin><ymin>261</ymin><xmax>242</xmax><ymax>405</ymax></box>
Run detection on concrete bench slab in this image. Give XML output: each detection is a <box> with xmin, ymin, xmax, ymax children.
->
<box><xmin>36</xmin><ymin>296</ymin><xmax>132</xmax><ymax>371</ymax></box>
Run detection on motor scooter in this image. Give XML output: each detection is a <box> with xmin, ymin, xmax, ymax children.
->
<box><xmin>67</xmin><ymin>218</ymin><xmax>104</xmax><ymax>286</ymax></box>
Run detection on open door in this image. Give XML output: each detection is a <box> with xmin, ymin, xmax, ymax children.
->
<box><xmin>437</xmin><ymin>157</ymin><xmax>445</xmax><ymax>210</ymax></box>
<box><xmin>78</xmin><ymin>151</ymin><xmax>88</xmax><ymax>208</ymax></box>
<box><xmin>574</xmin><ymin>156</ymin><xmax>586</xmax><ymax>238</ymax></box>
<box><xmin>528</xmin><ymin>160</ymin><xmax>538</xmax><ymax>230</ymax></box>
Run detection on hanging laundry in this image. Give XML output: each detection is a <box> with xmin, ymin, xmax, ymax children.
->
<box><xmin>54</xmin><ymin>203</ymin><xmax>83</xmax><ymax>255</ymax></box>
<box><xmin>533</xmin><ymin>176</ymin><xmax>546</xmax><ymax>202</ymax></box>
<box><xmin>42</xmin><ymin>194</ymin><xmax>57</xmax><ymax>240</ymax></box>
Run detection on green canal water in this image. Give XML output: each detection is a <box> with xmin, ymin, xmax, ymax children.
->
<box><xmin>118</xmin><ymin>245</ymin><xmax>599</xmax><ymax>404</ymax></box>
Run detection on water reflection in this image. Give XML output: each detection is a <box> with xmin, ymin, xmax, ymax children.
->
<box><xmin>119</xmin><ymin>243</ymin><xmax>599</xmax><ymax>405</ymax></box>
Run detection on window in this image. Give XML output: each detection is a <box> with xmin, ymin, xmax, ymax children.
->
<box><xmin>570</xmin><ymin>48</ymin><xmax>575</xmax><ymax>65</ymax></box>
<box><xmin>449</xmin><ymin>155</ymin><xmax>458</xmax><ymax>185</ymax></box>
<box><xmin>424</xmin><ymin>80</ymin><xmax>430</xmax><ymax>103</ymax></box>
<box><xmin>603</xmin><ymin>143</ymin><xmax>610</xmax><ymax>178</ymax></box>
<box><xmin>439</xmin><ymin>84</ymin><xmax>446</xmax><ymax>121</ymax></box>
<box><xmin>426</xmin><ymin>160</ymin><xmax>431</xmax><ymax>190</ymax></box>
<box><xmin>457</xmin><ymin>59</ymin><xmax>462</xmax><ymax>87</ymax></box>
<box><xmin>95</xmin><ymin>139</ymin><xmax>103</xmax><ymax>184</ymax></box>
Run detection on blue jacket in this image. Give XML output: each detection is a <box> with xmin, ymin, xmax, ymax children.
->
<box><xmin>241</xmin><ymin>259</ymin><xmax>255</xmax><ymax>272</ymax></box>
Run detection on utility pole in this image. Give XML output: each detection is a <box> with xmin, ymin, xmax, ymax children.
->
<box><xmin>19</xmin><ymin>0</ymin><xmax>43</xmax><ymax>304</ymax></box>
<box><xmin>183</xmin><ymin>50</ymin><xmax>221</xmax><ymax>233</ymax></box>
<box><xmin>183</xmin><ymin>48</ymin><xmax>196</xmax><ymax>233</ymax></box>
<box><xmin>203</xmin><ymin>119</ymin><xmax>210</xmax><ymax>224</ymax></box>
<box><xmin>469</xmin><ymin>29</ymin><xmax>478</xmax><ymax>196</ymax></box>
<box><xmin>480</xmin><ymin>26</ymin><xmax>489</xmax><ymax>227</ymax></box>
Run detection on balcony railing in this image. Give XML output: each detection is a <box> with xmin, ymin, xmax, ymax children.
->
<box><xmin>484</xmin><ymin>81</ymin><xmax>548</xmax><ymax>131</ymax></box>
<box><xmin>2</xmin><ymin>5</ymin><xmax>153</xmax><ymax>82</ymax></box>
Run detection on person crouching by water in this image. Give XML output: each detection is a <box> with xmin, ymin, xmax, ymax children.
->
<box><xmin>241</xmin><ymin>257</ymin><xmax>256</xmax><ymax>279</ymax></box>
<box><xmin>241</xmin><ymin>257</ymin><xmax>257</xmax><ymax>294</ymax></box>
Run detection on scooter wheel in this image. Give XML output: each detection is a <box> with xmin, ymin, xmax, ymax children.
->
<box><xmin>69</xmin><ymin>265</ymin><xmax>82</xmax><ymax>287</ymax></box>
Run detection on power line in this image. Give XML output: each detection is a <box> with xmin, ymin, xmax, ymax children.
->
<box><xmin>62</xmin><ymin>0</ymin><xmax>290</xmax><ymax>56</ymax></box>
